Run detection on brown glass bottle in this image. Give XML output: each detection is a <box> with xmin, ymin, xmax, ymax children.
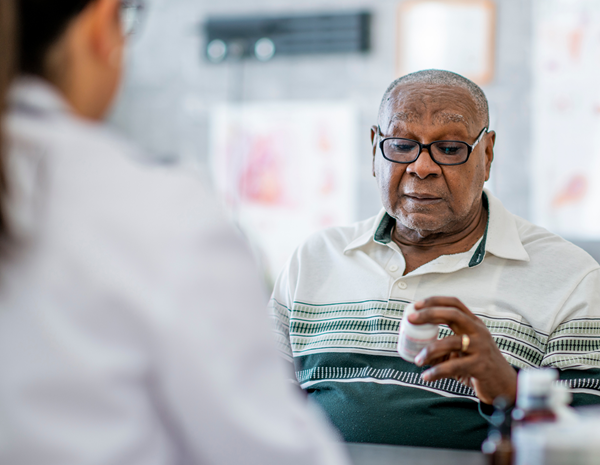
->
<box><xmin>482</xmin><ymin>397</ymin><xmax>513</xmax><ymax>465</ymax></box>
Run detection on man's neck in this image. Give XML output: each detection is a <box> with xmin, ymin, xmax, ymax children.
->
<box><xmin>392</xmin><ymin>199</ymin><xmax>488</xmax><ymax>275</ymax></box>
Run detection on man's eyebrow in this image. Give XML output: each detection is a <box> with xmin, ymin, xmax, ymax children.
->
<box><xmin>390</xmin><ymin>111</ymin><xmax>420</xmax><ymax>124</ymax></box>
<box><xmin>389</xmin><ymin>111</ymin><xmax>470</xmax><ymax>127</ymax></box>
<box><xmin>432</xmin><ymin>112</ymin><xmax>469</xmax><ymax>126</ymax></box>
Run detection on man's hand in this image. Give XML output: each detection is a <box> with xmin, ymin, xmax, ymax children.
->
<box><xmin>409</xmin><ymin>296</ymin><xmax>517</xmax><ymax>406</ymax></box>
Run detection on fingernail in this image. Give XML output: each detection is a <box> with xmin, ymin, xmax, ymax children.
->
<box><xmin>415</xmin><ymin>351</ymin><xmax>425</xmax><ymax>366</ymax></box>
<box><xmin>421</xmin><ymin>370</ymin><xmax>431</xmax><ymax>381</ymax></box>
<box><xmin>408</xmin><ymin>313</ymin><xmax>419</xmax><ymax>323</ymax></box>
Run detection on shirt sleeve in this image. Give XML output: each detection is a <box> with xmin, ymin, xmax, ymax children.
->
<box><xmin>541</xmin><ymin>268</ymin><xmax>600</xmax><ymax>403</ymax></box>
<box><xmin>269</xmin><ymin>265</ymin><xmax>295</xmax><ymax>363</ymax></box>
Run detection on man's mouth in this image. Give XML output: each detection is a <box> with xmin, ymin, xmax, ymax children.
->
<box><xmin>404</xmin><ymin>193</ymin><xmax>443</xmax><ymax>204</ymax></box>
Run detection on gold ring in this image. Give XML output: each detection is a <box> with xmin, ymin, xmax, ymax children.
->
<box><xmin>461</xmin><ymin>334</ymin><xmax>470</xmax><ymax>353</ymax></box>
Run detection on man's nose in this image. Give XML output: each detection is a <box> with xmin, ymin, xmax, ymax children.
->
<box><xmin>405</xmin><ymin>148</ymin><xmax>442</xmax><ymax>179</ymax></box>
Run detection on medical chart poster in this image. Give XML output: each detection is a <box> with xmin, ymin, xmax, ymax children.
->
<box><xmin>210</xmin><ymin>102</ymin><xmax>358</xmax><ymax>283</ymax></box>
<box><xmin>532</xmin><ymin>0</ymin><xmax>600</xmax><ymax>239</ymax></box>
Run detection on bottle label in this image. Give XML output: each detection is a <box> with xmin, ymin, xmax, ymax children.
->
<box><xmin>398</xmin><ymin>333</ymin><xmax>437</xmax><ymax>359</ymax></box>
<box><xmin>513</xmin><ymin>424</ymin><xmax>546</xmax><ymax>465</ymax></box>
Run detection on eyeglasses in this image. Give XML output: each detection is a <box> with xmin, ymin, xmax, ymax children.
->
<box><xmin>377</xmin><ymin>126</ymin><xmax>488</xmax><ymax>166</ymax></box>
<box><xmin>121</xmin><ymin>0</ymin><xmax>146</xmax><ymax>36</ymax></box>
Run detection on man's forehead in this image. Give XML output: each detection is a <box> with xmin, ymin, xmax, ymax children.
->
<box><xmin>382</xmin><ymin>83</ymin><xmax>478</xmax><ymax>129</ymax></box>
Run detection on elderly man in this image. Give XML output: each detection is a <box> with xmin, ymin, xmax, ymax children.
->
<box><xmin>270</xmin><ymin>69</ymin><xmax>600</xmax><ymax>450</ymax></box>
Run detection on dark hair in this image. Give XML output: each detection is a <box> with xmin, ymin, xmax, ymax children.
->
<box><xmin>0</xmin><ymin>0</ymin><xmax>16</xmax><ymax>238</ymax></box>
<box><xmin>17</xmin><ymin>0</ymin><xmax>93</xmax><ymax>75</ymax></box>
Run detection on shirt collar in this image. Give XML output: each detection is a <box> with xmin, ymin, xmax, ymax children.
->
<box><xmin>343</xmin><ymin>209</ymin><xmax>388</xmax><ymax>253</ymax></box>
<box><xmin>484</xmin><ymin>188</ymin><xmax>530</xmax><ymax>262</ymax></box>
<box><xmin>344</xmin><ymin>188</ymin><xmax>529</xmax><ymax>264</ymax></box>
<box><xmin>8</xmin><ymin>75</ymin><xmax>72</xmax><ymax>117</ymax></box>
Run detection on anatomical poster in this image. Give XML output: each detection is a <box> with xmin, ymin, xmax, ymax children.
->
<box><xmin>532</xmin><ymin>0</ymin><xmax>600</xmax><ymax>239</ymax></box>
<box><xmin>210</xmin><ymin>102</ymin><xmax>358</xmax><ymax>284</ymax></box>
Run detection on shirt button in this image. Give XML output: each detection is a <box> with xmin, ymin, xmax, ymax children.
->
<box><xmin>397</xmin><ymin>281</ymin><xmax>407</xmax><ymax>290</ymax></box>
<box><xmin>389</xmin><ymin>265</ymin><xmax>399</xmax><ymax>272</ymax></box>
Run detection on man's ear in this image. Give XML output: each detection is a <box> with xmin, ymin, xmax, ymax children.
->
<box><xmin>484</xmin><ymin>130</ymin><xmax>496</xmax><ymax>182</ymax></box>
<box><xmin>87</xmin><ymin>0</ymin><xmax>123</xmax><ymax>66</ymax></box>
<box><xmin>371</xmin><ymin>125</ymin><xmax>378</xmax><ymax>177</ymax></box>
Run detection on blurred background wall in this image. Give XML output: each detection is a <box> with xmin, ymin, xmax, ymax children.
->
<box><xmin>110</xmin><ymin>0</ymin><xmax>600</xmax><ymax>282</ymax></box>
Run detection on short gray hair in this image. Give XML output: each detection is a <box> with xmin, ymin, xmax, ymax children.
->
<box><xmin>378</xmin><ymin>69</ymin><xmax>489</xmax><ymax>128</ymax></box>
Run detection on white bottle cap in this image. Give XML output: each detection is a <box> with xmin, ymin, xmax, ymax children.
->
<box><xmin>517</xmin><ymin>368</ymin><xmax>559</xmax><ymax>404</ymax></box>
<box><xmin>402</xmin><ymin>303</ymin><xmax>438</xmax><ymax>335</ymax></box>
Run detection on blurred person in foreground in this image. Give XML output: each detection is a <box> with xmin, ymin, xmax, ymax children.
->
<box><xmin>0</xmin><ymin>1</ymin><xmax>350</xmax><ymax>464</ymax></box>
<box><xmin>270</xmin><ymin>69</ymin><xmax>600</xmax><ymax>450</ymax></box>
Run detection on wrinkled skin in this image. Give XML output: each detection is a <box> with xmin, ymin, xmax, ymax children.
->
<box><xmin>371</xmin><ymin>82</ymin><xmax>517</xmax><ymax>406</ymax></box>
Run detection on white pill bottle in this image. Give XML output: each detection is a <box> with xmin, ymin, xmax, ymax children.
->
<box><xmin>397</xmin><ymin>303</ymin><xmax>440</xmax><ymax>363</ymax></box>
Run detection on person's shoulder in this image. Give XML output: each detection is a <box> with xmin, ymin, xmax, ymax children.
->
<box><xmin>295</xmin><ymin>214</ymin><xmax>379</xmax><ymax>257</ymax></box>
<box><xmin>513</xmin><ymin>214</ymin><xmax>599</xmax><ymax>272</ymax></box>
<box><xmin>9</xmin><ymin>111</ymin><xmax>228</xmax><ymax>248</ymax></box>
<box><xmin>63</xmin><ymin>117</ymin><xmax>215</xmax><ymax>214</ymax></box>
<box><xmin>274</xmin><ymin>214</ymin><xmax>379</xmax><ymax>291</ymax></box>
<box><xmin>485</xmin><ymin>190</ymin><xmax>599</xmax><ymax>274</ymax></box>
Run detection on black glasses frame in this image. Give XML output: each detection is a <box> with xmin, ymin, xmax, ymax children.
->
<box><xmin>377</xmin><ymin>126</ymin><xmax>488</xmax><ymax>166</ymax></box>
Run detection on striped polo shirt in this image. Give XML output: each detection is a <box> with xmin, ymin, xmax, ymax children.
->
<box><xmin>270</xmin><ymin>189</ymin><xmax>600</xmax><ymax>450</ymax></box>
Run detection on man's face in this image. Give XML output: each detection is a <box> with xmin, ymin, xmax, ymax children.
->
<box><xmin>371</xmin><ymin>82</ymin><xmax>495</xmax><ymax>236</ymax></box>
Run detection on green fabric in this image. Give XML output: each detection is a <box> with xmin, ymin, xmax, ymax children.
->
<box><xmin>559</xmin><ymin>368</ymin><xmax>600</xmax><ymax>404</ymax></box>
<box><xmin>468</xmin><ymin>193</ymin><xmax>489</xmax><ymax>267</ymax></box>
<box><xmin>373</xmin><ymin>213</ymin><xmax>394</xmax><ymax>245</ymax></box>
<box><xmin>297</xmin><ymin>352</ymin><xmax>488</xmax><ymax>450</ymax></box>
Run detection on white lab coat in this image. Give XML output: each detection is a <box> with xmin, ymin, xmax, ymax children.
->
<box><xmin>0</xmin><ymin>77</ymin><xmax>349</xmax><ymax>465</ymax></box>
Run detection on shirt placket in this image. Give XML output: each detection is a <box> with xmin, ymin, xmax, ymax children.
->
<box><xmin>383</xmin><ymin>243</ymin><xmax>420</xmax><ymax>302</ymax></box>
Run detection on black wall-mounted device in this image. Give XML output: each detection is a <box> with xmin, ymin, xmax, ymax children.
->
<box><xmin>203</xmin><ymin>12</ymin><xmax>371</xmax><ymax>62</ymax></box>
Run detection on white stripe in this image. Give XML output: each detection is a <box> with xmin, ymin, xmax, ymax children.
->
<box><xmin>569</xmin><ymin>388</ymin><xmax>600</xmax><ymax>397</ymax></box>
<box><xmin>299</xmin><ymin>377</ymin><xmax>478</xmax><ymax>401</ymax></box>
<box><xmin>293</xmin><ymin>347</ymin><xmax>399</xmax><ymax>357</ymax></box>
<box><xmin>290</xmin><ymin>315</ymin><xmax>404</xmax><ymax>323</ymax></box>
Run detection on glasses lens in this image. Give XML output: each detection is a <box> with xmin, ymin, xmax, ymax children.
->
<box><xmin>382</xmin><ymin>139</ymin><xmax>420</xmax><ymax>162</ymax></box>
<box><xmin>431</xmin><ymin>141</ymin><xmax>469</xmax><ymax>164</ymax></box>
<box><xmin>121</xmin><ymin>1</ymin><xmax>144</xmax><ymax>36</ymax></box>
<box><xmin>121</xmin><ymin>6</ymin><xmax>138</xmax><ymax>35</ymax></box>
